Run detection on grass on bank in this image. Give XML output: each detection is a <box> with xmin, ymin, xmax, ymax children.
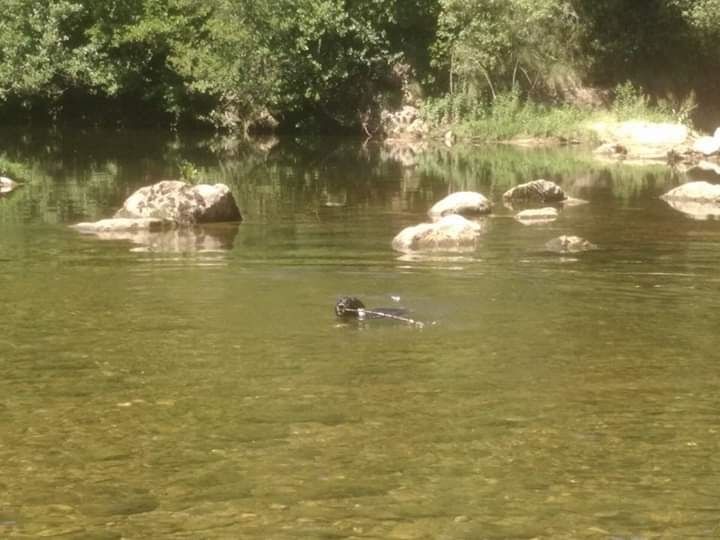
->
<box><xmin>422</xmin><ymin>82</ymin><xmax>694</xmax><ymax>142</ymax></box>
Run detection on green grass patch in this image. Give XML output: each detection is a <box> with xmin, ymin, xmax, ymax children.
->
<box><xmin>423</xmin><ymin>83</ymin><xmax>684</xmax><ymax>142</ymax></box>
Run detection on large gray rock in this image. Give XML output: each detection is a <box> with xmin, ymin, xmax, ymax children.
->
<box><xmin>392</xmin><ymin>215</ymin><xmax>484</xmax><ymax>253</ymax></box>
<box><xmin>115</xmin><ymin>180</ymin><xmax>242</xmax><ymax>224</ymax></box>
<box><xmin>545</xmin><ymin>235</ymin><xmax>597</xmax><ymax>254</ymax></box>
<box><xmin>661</xmin><ymin>181</ymin><xmax>720</xmax><ymax>219</ymax></box>
<box><xmin>428</xmin><ymin>191</ymin><xmax>492</xmax><ymax>220</ymax></box>
<box><xmin>503</xmin><ymin>179</ymin><xmax>566</xmax><ymax>205</ymax></box>
<box><xmin>0</xmin><ymin>176</ymin><xmax>18</xmax><ymax>195</ymax></box>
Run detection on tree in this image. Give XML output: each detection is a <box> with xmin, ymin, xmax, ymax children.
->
<box><xmin>433</xmin><ymin>0</ymin><xmax>582</xmax><ymax>100</ymax></box>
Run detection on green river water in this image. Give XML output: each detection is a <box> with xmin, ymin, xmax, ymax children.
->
<box><xmin>1</xmin><ymin>129</ymin><xmax>719</xmax><ymax>539</ymax></box>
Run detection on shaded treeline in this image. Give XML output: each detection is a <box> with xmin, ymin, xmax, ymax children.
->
<box><xmin>1</xmin><ymin>0</ymin><xmax>719</xmax><ymax>132</ymax></box>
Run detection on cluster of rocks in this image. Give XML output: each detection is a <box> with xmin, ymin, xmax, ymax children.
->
<box><xmin>381</xmin><ymin>106</ymin><xmax>429</xmax><ymax>141</ymax></box>
<box><xmin>71</xmin><ymin>180</ymin><xmax>242</xmax><ymax>251</ymax></box>
<box><xmin>67</xmin><ymin>170</ymin><xmax>720</xmax><ymax>257</ymax></box>
<box><xmin>592</xmin><ymin>121</ymin><xmax>690</xmax><ymax>163</ymax></box>
<box><xmin>592</xmin><ymin>121</ymin><xmax>720</xmax><ymax>183</ymax></box>
<box><xmin>670</xmin><ymin>127</ymin><xmax>720</xmax><ymax>182</ymax></box>
<box><xmin>1</xmin><ymin>176</ymin><xmax>18</xmax><ymax>196</ymax></box>
<box><xmin>391</xmin><ymin>179</ymin><xmax>595</xmax><ymax>254</ymax></box>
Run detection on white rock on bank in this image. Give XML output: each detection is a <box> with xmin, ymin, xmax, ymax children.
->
<box><xmin>692</xmin><ymin>136</ymin><xmax>720</xmax><ymax>156</ymax></box>
<box><xmin>591</xmin><ymin>121</ymin><xmax>689</xmax><ymax>147</ymax></box>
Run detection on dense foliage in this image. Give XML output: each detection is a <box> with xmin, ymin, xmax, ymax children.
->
<box><xmin>0</xmin><ymin>0</ymin><xmax>718</xmax><ymax>131</ymax></box>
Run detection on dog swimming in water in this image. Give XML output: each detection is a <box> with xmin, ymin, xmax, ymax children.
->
<box><xmin>334</xmin><ymin>296</ymin><xmax>424</xmax><ymax>327</ymax></box>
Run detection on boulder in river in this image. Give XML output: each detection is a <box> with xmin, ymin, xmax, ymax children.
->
<box><xmin>660</xmin><ymin>181</ymin><xmax>720</xmax><ymax>219</ymax></box>
<box><xmin>661</xmin><ymin>181</ymin><xmax>720</xmax><ymax>203</ymax></box>
<box><xmin>428</xmin><ymin>191</ymin><xmax>492</xmax><ymax>220</ymax></box>
<box><xmin>545</xmin><ymin>235</ymin><xmax>597</xmax><ymax>253</ymax></box>
<box><xmin>392</xmin><ymin>215</ymin><xmax>484</xmax><ymax>253</ymax></box>
<box><xmin>503</xmin><ymin>179</ymin><xmax>566</xmax><ymax>206</ymax></box>
<box><xmin>514</xmin><ymin>207</ymin><xmax>559</xmax><ymax>225</ymax></box>
<box><xmin>115</xmin><ymin>180</ymin><xmax>242</xmax><ymax>224</ymax></box>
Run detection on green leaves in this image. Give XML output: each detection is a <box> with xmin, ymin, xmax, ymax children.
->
<box><xmin>434</xmin><ymin>0</ymin><xmax>582</xmax><ymax>101</ymax></box>
<box><xmin>1</xmin><ymin>0</ymin><xmax>715</xmax><ymax>130</ymax></box>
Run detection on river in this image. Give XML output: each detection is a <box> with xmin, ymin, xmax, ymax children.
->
<box><xmin>1</xmin><ymin>129</ymin><xmax>719</xmax><ymax>538</ymax></box>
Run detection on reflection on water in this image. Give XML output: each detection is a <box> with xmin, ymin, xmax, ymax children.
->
<box><xmin>2</xmin><ymin>129</ymin><xmax>720</xmax><ymax>538</ymax></box>
<box><xmin>76</xmin><ymin>223</ymin><xmax>240</xmax><ymax>253</ymax></box>
<box><xmin>662</xmin><ymin>198</ymin><xmax>720</xmax><ymax>221</ymax></box>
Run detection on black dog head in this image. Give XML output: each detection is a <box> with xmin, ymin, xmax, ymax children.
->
<box><xmin>335</xmin><ymin>296</ymin><xmax>365</xmax><ymax>318</ymax></box>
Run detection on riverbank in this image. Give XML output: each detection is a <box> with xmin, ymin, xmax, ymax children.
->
<box><xmin>418</xmin><ymin>85</ymin><xmax>695</xmax><ymax>147</ymax></box>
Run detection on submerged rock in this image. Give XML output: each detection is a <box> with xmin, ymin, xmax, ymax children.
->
<box><xmin>661</xmin><ymin>181</ymin><xmax>720</xmax><ymax>203</ymax></box>
<box><xmin>561</xmin><ymin>196</ymin><xmax>590</xmax><ymax>207</ymax></box>
<box><xmin>392</xmin><ymin>215</ymin><xmax>484</xmax><ymax>253</ymax></box>
<box><xmin>428</xmin><ymin>191</ymin><xmax>492</xmax><ymax>219</ymax></box>
<box><xmin>661</xmin><ymin>181</ymin><xmax>720</xmax><ymax>219</ymax></box>
<box><xmin>72</xmin><ymin>218</ymin><xmax>165</xmax><ymax>233</ymax></box>
<box><xmin>0</xmin><ymin>176</ymin><xmax>18</xmax><ymax>195</ymax></box>
<box><xmin>545</xmin><ymin>235</ymin><xmax>597</xmax><ymax>253</ymax></box>
<box><xmin>503</xmin><ymin>179</ymin><xmax>566</xmax><ymax>206</ymax></box>
<box><xmin>115</xmin><ymin>180</ymin><xmax>242</xmax><ymax>224</ymax></box>
<box><xmin>663</xmin><ymin>199</ymin><xmax>720</xmax><ymax>220</ymax></box>
<box><xmin>514</xmin><ymin>207</ymin><xmax>559</xmax><ymax>225</ymax></box>
<box><xmin>76</xmin><ymin>223</ymin><xmax>238</xmax><ymax>252</ymax></box>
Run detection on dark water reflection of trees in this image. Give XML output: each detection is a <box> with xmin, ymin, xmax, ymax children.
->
<box><xmin>0</xmin><ymin>128</ymin><xmax>679</xmax><ymax>226</ymax></box>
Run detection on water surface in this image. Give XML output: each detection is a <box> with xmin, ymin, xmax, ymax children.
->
<box><xmin>1</xmin><ymin>130</ymin><xmax>719</xmax><ymax>539</ymax></box>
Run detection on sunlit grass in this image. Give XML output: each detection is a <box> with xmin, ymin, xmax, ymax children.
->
<box><xmin>423</xmin><ymin>83</ymin><xmax>684</xmax><ymax>142</ymax></box>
